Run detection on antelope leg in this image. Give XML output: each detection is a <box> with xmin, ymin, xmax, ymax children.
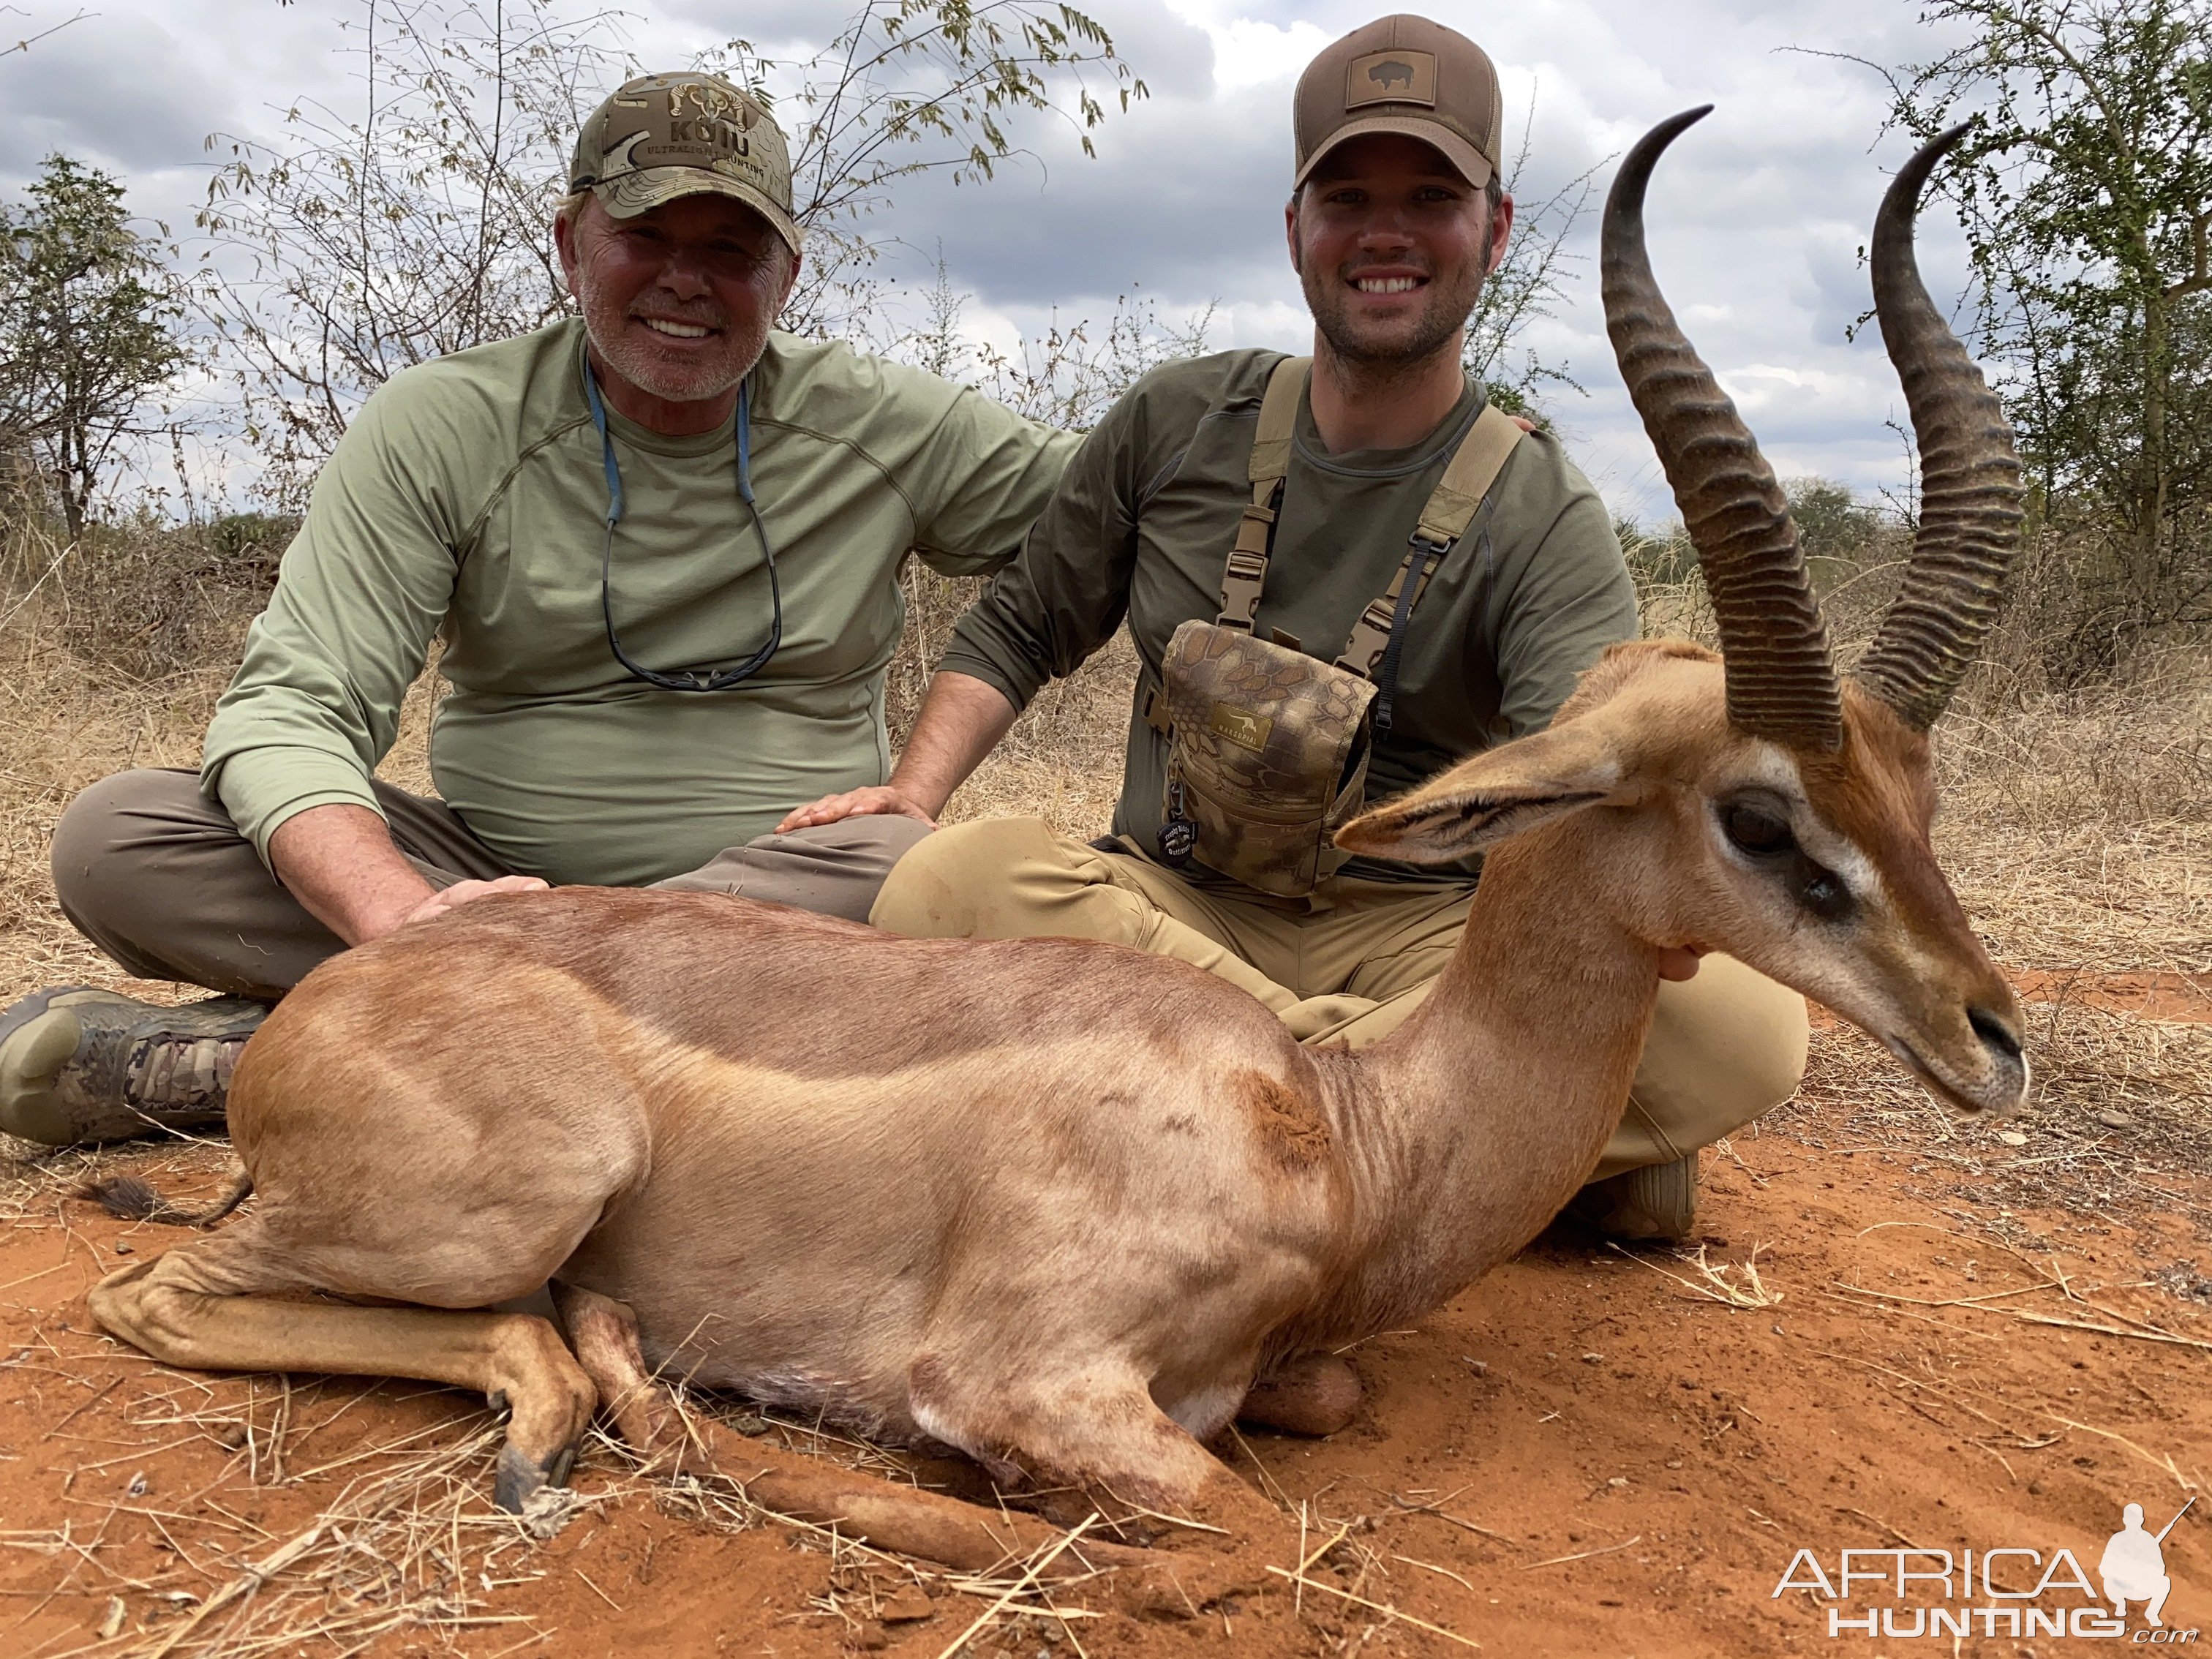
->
<box><xmin>929</xmin><ymin>1373</ymin><xmax>1295</xmax><ymax>1621</ymax></box>
<box><xmin>1238</xmin><ymin>1352</ymin><xmax>1363</xmax><ymax>1437</ymax></box>
<box><xmin>90</xmin><ymin>1247</ymin><xmax>598</xmax><ymax>1513</ymax></box>
<box><xmin>913</xmin><ymin>1362</ymin><xmax>1294</xmax><ymax>1594</ymax></box>
<box><xmin>549</xmin><ymin>1282</ymin><xmax>684</xmax><ymax>1462</ymax></box>
<box><xmin>546</xmin><ymin>1284</ymin><xmax>1197</xmax><ymax>1613</ymax></box>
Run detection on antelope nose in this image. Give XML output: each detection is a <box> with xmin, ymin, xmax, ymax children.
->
<box><xmin>1968</xmin><ymin>1006</ymin><xmax>2023</xmax><ymax>1064</ymax></box>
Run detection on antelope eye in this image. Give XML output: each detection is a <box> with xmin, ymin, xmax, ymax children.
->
<box><xmin>1723</xmin><ymin>803</ymin><xmax>1795</xmax><ymax>857</ymax></box>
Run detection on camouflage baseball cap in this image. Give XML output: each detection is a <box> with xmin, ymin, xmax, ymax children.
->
<box><xmin>1293</xmin><ymin>15</ymin><xmax>1503</xmax><ymax>192</ymax></box>
<box><xmin>568</xmin><ymin>72</ymin><xmax>801</xmax><ymax>255</ymax></box>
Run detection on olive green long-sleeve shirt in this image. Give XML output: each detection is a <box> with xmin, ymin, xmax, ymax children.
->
<box><xmin>204</xmin><ymin>320</ymin><xmax>1077</xmax><ymax>888</ymax></box>
<box><xmin>941</xmin><ymin>348</ymin><xmax>1638</xmax><ymax>886</ymax></box>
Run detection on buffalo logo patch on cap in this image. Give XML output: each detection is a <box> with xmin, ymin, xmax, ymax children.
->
<box><xmin>1294</xmin><ymin>20</ymin><xmax>1502</xmax><ymax>190</ymax></box>
<box><xmin>1346</xmin><ymin>48</ymin><xmax>1436</xmax><ymax>109</ymax></box>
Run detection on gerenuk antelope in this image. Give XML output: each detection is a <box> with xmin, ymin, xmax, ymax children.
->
<box><xmin>85</xmin><ymin>110</ymin><xmax>2030</xmax><ymax>1601</ymax></box>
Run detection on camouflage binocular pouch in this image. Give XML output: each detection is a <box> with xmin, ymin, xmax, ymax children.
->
<box><xmin>1149</xmin><ymin>356</ymin><xmax>1524</xmax><ymax>897</ymax></box>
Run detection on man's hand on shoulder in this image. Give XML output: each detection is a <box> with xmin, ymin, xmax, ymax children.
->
<box><xmin>778</xmin><ymin>786</ymin><xmax>938</xmax><ymax>834</ymax></box>
<box><xmin>389</xmin><ymin>876</ymin><xmax>552</xmax><ymax>936</ymax></box>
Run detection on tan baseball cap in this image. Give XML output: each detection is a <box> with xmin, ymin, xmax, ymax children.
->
<box><xmin>1293</xmin><ymin>15</ymin><xmax>1503</xmax><ymax>191</ymax></box>
<box><xmin>568</xmin><ymin>72</ymin><xmax>801</xmax><ymax>255</ymax></box>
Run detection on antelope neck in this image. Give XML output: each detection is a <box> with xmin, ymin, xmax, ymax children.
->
<box><xmin>1328</xmin><ymin>816</ymin><xmax>1663</xmax><ymax>1320</ymax></box>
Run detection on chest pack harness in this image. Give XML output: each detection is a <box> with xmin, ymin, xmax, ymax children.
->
<box><xmin>1147</xmin><ymin>356</ymin><xmax>1525</xmax><ymax>897</ymax></box>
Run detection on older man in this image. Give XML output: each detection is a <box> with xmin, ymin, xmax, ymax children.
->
<box><xmin>1</xmin><ymin>72</ymin><xmax>1073</xmax><ymax>1147</ymax></box>
<box><xmin>788</xmin><ymin>15</ymin><xmax>1809</xmax><ymax>1241</ymax></box>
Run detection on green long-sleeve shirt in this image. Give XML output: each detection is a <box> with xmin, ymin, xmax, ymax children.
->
<box><xmin>204</xmin><ymin>319</ymin><xmax>1077</xmax><ymax>887</ymax></box>
<box><xmin>941</xmin><ymin>349</ymin><xmax>1638</xmax><ymax>887</ymax></box>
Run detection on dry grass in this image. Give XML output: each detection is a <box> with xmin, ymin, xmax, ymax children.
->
<box><xmin>887</xmin><ymin>565</ymin><xmax>1135</xmax><ymax>838</ymax></box>
<box><xmin>1775</xmin><ymin>1004</ymin><xmax>2212</xmax><ymax>1234</ymax></box>
<box><xmin>0</xmin><ymin>1368</ymin><xmax>1113</xmax><ymax>1659</ymax></box>
<box><xmin>0</xmin><ymin>646</ymin><xmax>221</xmax><ymax>998</ymax></box>
<box><xmin>1606</xmin><ymin>1241</ymin><xmax>1788</xmax><ymax>1309</ymax></box>
<box><xmin>942</xmin><ymin>634</ymin><xmax>1135</xmax><ymax>838</ymax></box>
<box><xmin>1933</xmin><ymin>655</ymin><xmax>2212</xmax><ymax>977</ymax></box>
<box><xmin>0</xmin><ymin>632</ymin><xmax>439</xmax><ymax>1012</ymax></box>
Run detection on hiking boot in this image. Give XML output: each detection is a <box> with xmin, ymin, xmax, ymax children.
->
<box><xmin>1568</xmin><ymin>1154</ymin><xmax>1698</xmax><ymax>1244</ymax></box>
<box><xmin>0</xmin><ymin>987</ymin><xmax>267</xmax><ymax>1148</ymax></box>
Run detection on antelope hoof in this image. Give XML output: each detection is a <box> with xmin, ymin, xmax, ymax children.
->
<box><xmin>493</xmin><ymin>1440</ymin><xmax>578</xmax><ymax>1514</ymax></box>
<box><xmin>1238</xmin><ymin>1353</ymin><xmax>1362</xmax><ymax>1437</ymax></box>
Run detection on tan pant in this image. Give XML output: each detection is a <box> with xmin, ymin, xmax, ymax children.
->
<box><xmin>51</xmin><ymin>769</ymin><xmax>931</xmax><ymax>1001</ymax></box>
<box><xmin>871</xmin><ymin>817</ymin><xmax>1807</xmax><ymax>1179</ymax></box>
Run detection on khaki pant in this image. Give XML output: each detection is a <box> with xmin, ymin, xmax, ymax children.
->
<box><xmin>51</xmin><ymin>769</ymin><xmax>931</xmax><ymax>1001</ymax></box>
<box><xmin>871</xmin><ymin>817</ymin><xmax>1807</xmax><ymax>1179</ymax></box>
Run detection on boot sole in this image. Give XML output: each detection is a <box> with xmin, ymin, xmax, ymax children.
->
<box><xmin>1</xmin><ymin>988</ymin><xmax>127</xmax><ymax>1146</ymax></box>
<box><xmin>0</xmin><ymin>987</ymin><xmax>205</xmax><ymax>1148</ymax></box>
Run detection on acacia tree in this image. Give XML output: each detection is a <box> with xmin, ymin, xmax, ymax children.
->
<box><xmin>198</xmin><ymin>0</ymin><xmax>1144</xmax><ymax>503</ymax></box>
<box><xmin>0</xmin><ymin>155</ymin><xmax>189</xmax><ymax>538</ymax></box>
<box><xmin>198</xmin><ymin>0</ymin><xmax>638</xmax><ymax>493</ymax></box>
<box><xmin>1870</xmin><ymin>0</ymin><xmax>2212</xmax><ymax>648</ymax></box>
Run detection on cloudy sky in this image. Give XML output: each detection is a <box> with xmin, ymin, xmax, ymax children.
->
<box><xmin>0</xmin><ymin>0</ymin><xmax>1985</xmax><ymax>522</ymax></box>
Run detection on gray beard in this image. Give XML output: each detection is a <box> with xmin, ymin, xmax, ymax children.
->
<box><xmin>579</xmin><ymin>300</ymin><xmax>764</xmax><ymax>405</ymax></box>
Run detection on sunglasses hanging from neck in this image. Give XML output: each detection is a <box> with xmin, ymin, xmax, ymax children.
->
<box><xmin>584</xmin><ymin>359</ymin><xmax>783</xmax><ymax>692</ymax></box>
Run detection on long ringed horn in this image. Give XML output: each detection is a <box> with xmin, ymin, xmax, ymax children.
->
<box><xmin>1602</xmin><ymin>106</ymin><xmax>1843</xmax><ymax>751</ymax></box>
<box><xmin>1854</xmin><ymin>122</ymin><xmax>2025</xmax><ymax>729</ymax></box>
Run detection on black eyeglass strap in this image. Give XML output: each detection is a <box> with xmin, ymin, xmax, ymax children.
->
<box><xmin>584</xmin><ymin>361</ymin><xmax>783</xmax><ymax>693</ymax></box>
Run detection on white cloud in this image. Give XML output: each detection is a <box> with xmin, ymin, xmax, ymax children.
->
<box><xmin>1164</xmin><ymin>2</ymin><xmax>1332</xmax><ymax>91</ymax></box>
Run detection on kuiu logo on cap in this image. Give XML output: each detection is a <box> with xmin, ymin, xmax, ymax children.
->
<box><xmin>595</xmin><ymin>80</ymin><xmax>760</xmax><ymax>175</ymax></box>
<box><xmin>601</xmin><ymin>119</ymin><xmax>753</xmax><ymax>178</ymax></box>
<box><xmin>670</xmin><ymin>80</ymin><xmax>748</xmax><ymax>119</ymax></box>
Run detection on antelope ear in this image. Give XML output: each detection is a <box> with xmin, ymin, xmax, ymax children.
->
<box><xmin>1336</xmin><ymin>722</ymin><xmax>1629</xmax><ymax>864</ymax></box>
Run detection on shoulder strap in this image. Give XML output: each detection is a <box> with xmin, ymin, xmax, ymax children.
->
<box><xmin>1418</xmin><ymin>403</ymin><xmax>1527</xmax><ymax>547</ymax></box>
<box><xmin>1219</xmin><ymin>356</ymin><xmax>1312</xmax><ymax>630</ymax></box>
<box><xmin>1336</xmin><ymin>403</ymin><xmax>1527</xmax><ymax>680</ymax></box>
<box><xmin>1247</xmin><ymin>355</ymin><xmax>1309</xmax><ymax>487</ymax></box>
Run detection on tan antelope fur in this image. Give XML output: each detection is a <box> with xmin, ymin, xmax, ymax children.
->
<box><xmin>84</xmin><ymin>113</ymin><xmax>2030</xmax><ymax>1599</ymax></box>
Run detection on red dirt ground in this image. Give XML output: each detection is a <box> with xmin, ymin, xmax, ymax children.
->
<box><xmin>2</xmin><ymin>1091</ymin><xmax>2205</xmax><ymax>1659</ymax></box>
<box><xmin>2003</xmin><ymin>971</ymin><xmax>2212</xmax><ymax>1026</ymax></box>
